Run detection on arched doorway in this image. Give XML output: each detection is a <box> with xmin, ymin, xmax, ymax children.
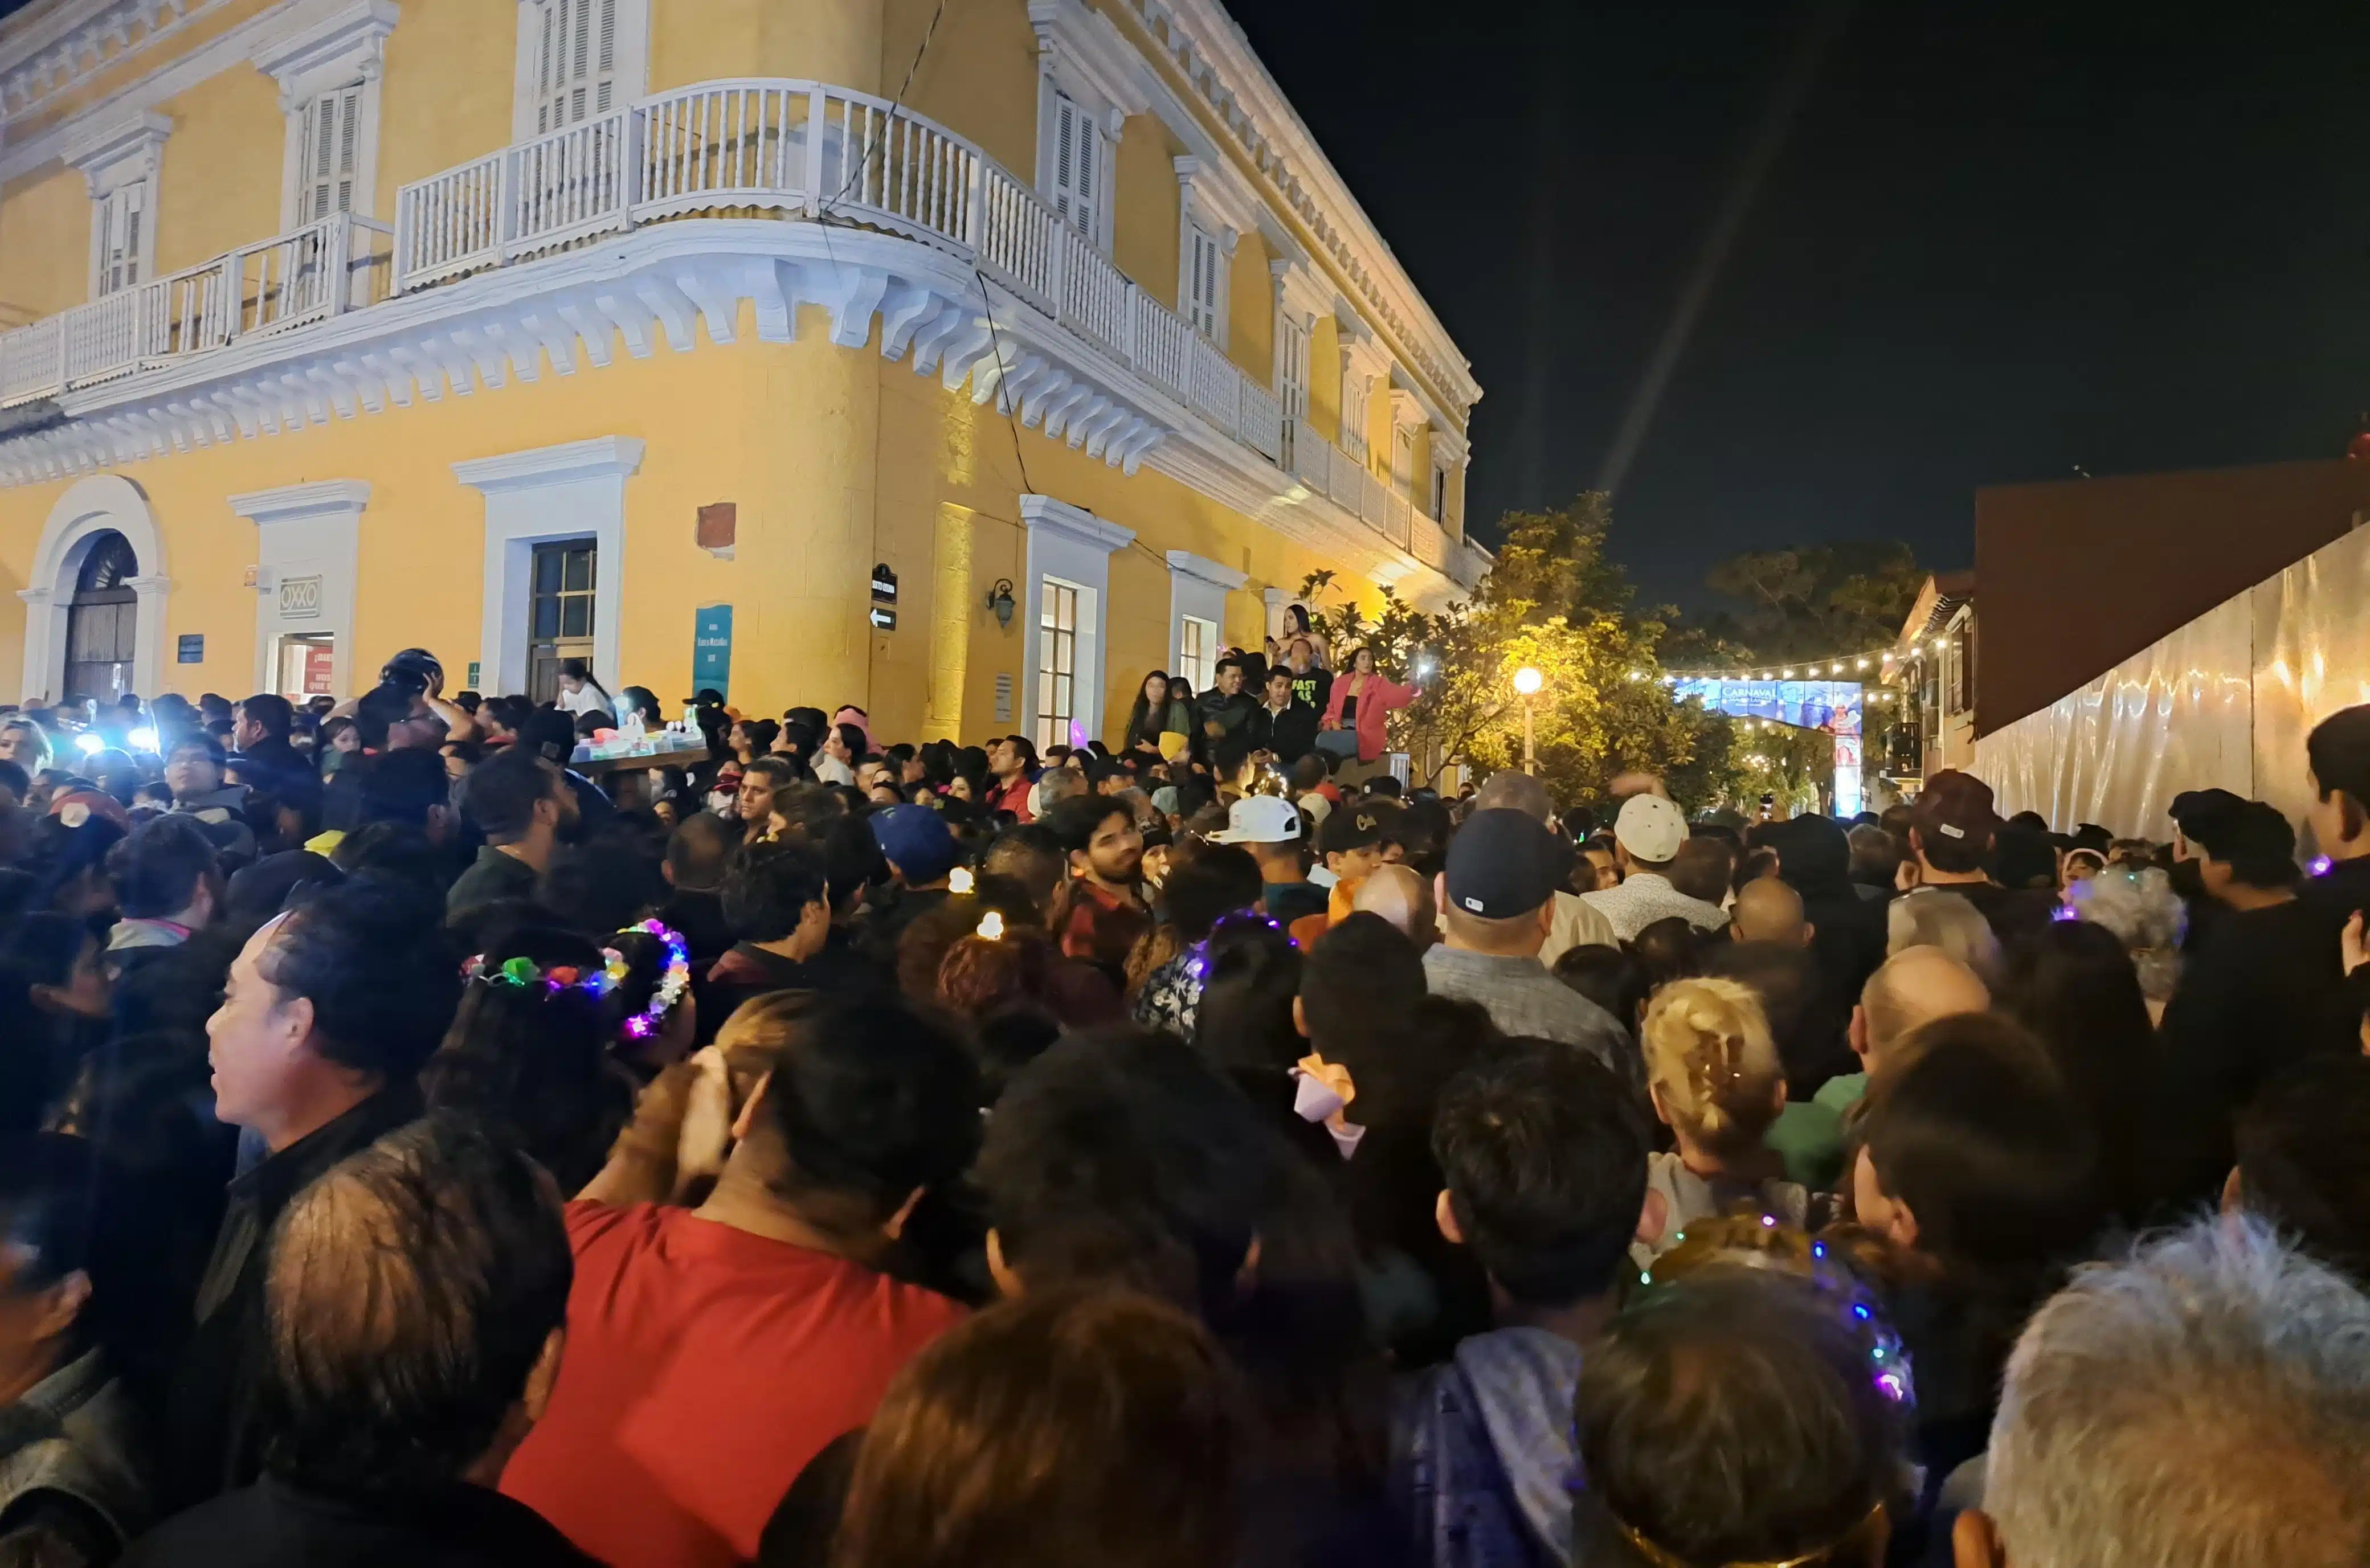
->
<box><xmin>23</xmin><ymin>474</ymin><xmax>168</xmax><ymax>704</ymax></box>
<box><xmin>63</xmin><ymin>532</ymin><xmax>139</xmax><ymax>701</ymax></box>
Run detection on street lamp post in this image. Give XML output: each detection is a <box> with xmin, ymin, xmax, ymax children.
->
<box><xmin>1513</xmin><ymin>665</ymin><xmax>1543</xmax><ymax>775</ymax></box>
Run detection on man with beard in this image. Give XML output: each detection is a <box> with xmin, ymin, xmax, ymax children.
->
<box><xmin>1043</xmin><ymin>795</ymin><xmax>1148</xmax><ymax>977</ymax></box>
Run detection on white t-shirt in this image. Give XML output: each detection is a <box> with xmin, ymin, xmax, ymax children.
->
<box><xmin>813</xmin><ymin>754</ymin><xmax>856</xmax><ymax>787</ymax></box>
<box><xmin>557</xmin><ymin>683</ymin><xmax>614</xmax><ymax>719</ymax></box>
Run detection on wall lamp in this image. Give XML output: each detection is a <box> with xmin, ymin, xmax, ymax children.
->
<box><xmin>985</xmin><ymin>579</ymin><xmax>1016</xmax><ymax>629</ymax></box>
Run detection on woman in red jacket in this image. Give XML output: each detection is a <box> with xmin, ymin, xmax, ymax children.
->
<box><xmin>1320</xmin><ymin>646</ymin><xmax>1417</xmax><ymax>764</ymax></box>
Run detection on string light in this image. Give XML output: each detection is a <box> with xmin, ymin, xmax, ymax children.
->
<box><xmin>975</xmin><ymin>911</ymin><xmax>1005</xmax><ymax>940</ymax></box>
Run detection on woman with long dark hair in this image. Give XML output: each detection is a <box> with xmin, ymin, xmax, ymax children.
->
<box><xmin>1320</xmin><ymin>647</ymin><xmax>1417</xmax><ymax>766</ymax></box>
<box><xmin>1121</xmin><ymin>671</ymin><xmax>1192</xmax><ymax>760</ymax></box>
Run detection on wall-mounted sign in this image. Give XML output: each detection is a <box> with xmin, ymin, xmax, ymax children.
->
<box><xmin>868</xmin><ymin>606</ymin><xmax>897</xmax><ymax>631</ymax></box>
<box><xmin>278</xmin><ymin>574</ymin><xmax>323</xmax><ymax>619</ymax></box>
<box><xmin>871</xmin><ymin>563</ymin><xmax>898</xmax><ymax>604</ymax></box>
<box><xmin>177</xmin><ymin>634</ymin><xmax>205</xmax><ymax>664</ymax></box>
<box><xmin>466</xmin><ymin>661</ymin><xmax>482</xmax><ymax>690</ymax></box>
<box><xmin>994</xmin><ymin>672</ymin><xmax>1013</xmax><ymax>723</ymax></box>
<box><xmin>692</xmin><ymin>604</ymin><xmax>733</xmax><ymax>699</ymax></box>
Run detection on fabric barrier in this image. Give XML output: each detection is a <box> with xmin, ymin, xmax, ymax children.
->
<box><xmin>1974</xmin><ymin>523</ymin><xmax>2370</xmax><ymax>840</ymax></box>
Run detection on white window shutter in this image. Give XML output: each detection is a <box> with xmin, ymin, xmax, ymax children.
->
<box><xmin>1186</xmin><ymin>225</ymin><xmax>1222</xmax><ymax>340</ymax></box>
<box><xmin>97</xmin><ymin>184</ymin><xmax>144</xmax><ymax>294</ymax></box>
<box><xmin>533</xmin><ymin>0</ymin><xmax>620</xmax><ymax>136</ymax></box>
<box><xmin>299</xmin><ymin>83</ymin><xmax>365</xmax><ymax>222</ymax></box>
<box><xmin>1051</xmin><ymin>93</ymin><xmax>1081</xmax><ymax>227</ymax></box>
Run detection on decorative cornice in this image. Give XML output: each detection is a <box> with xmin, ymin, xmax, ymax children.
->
<box><xmin>0</xmin><ymin>221</ymin><xmax>1478</xmax><ymax>607</ymax></box>
<box><xmin>1165</xmin><ymin>549</ymin><xmax>1247</xmax><ymax>591</ymax></box>
<box><xmin>453</xmin><ymin>436</ymin><xmax>647</xmax><ymax>494</ymax></box>
<box><xmin>1111</xmin><ymin>0</ymin><xmax>1480</xmax><ymax>416</ymax></box>
<box><xmin>228</xmin><ymin>477</ymin><xmax>370</xmax><ymax>522</ymax></box>
<box><xmin>251</xmin><ymin>0</ymin><xmax>395</xmax><ymax>111</ymax></box>
<box><xmin>1020</xmin><ymin>494</ymin><xmax>1136</xmax><ymax>555</ymax></box>
<box><xmin>1174</xmin><ymin>154</ymin><xmax>1258</xmax><ymax>250</ymax></box>
<box><xmin>59</xmin><ymin>104</ymin><xmax>167</xmax><ymax>192</ymax></box>
<box><xmin>0</xmin><ymin>0</ymin><xmax>303</xmax><ymax>183</ymax></box>
<box><xmin>0</xmin><ymin>0</ymin><xmax>238</xmax><ymax>125</ymax></box>
<box><xmin>1027</xmin><ymin>0</ymin><xmax>1148</xmax><ymax>129</ymax></box>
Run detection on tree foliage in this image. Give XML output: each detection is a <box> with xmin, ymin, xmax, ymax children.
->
<box><xmin>1281</xmin><ymin>498</ymin><xmax>1902</xmax><ymax>814</ymax></box>
<box><xmin>1300</xmin><ymin>496</ymin><xmax>1732</xmax><ymax>808</ymax></box>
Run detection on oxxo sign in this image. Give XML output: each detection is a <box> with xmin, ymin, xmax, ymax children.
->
<box><xmin>278</xmin><ymin>574</ymin><xmax>324</xmax><ymax>620</ymax></box>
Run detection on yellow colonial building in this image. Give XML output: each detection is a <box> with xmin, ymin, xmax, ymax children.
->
<box><xmin>0</xmin><ymin>0</ymin><xmax>1485</xmax><ymax>748</ymax></box>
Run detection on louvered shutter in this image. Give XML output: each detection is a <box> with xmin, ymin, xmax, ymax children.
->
<box><xmin>1048</xmin><ymin>91</ymin><xmax>1106</xmax><ymax>243</ymax></box>
<box><xmin>533</xmin><ymin>0</ymin><xmax>620</xmax><ymax>134</ymax></box>
<box><xmin>1185</xmin><ymin>225</ymin><xmax>1222</xmax><ymax>339</ymax></box>
<box><xmin>299</xmin><ymin>83</ymin><xmax>365</xmax><ymax>220</ymax></box>
<box><xmin>96</xmin><ymin>183</ymin><xmax>144</xmax><ymax>294</ymax></box>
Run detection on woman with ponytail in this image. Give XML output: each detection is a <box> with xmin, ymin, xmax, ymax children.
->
<box><xmin>1631</xmin><ymin>976</ymin><xmax>1811</xmax><ymax>1267</ymax></box>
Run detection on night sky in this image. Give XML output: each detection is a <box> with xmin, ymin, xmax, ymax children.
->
<box><xmin>1228</xmin><ymin>0</ymin><xmax>2370</xmax><ymax>607</ymax></box>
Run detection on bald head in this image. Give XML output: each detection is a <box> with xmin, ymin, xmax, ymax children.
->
<box><xmin>1853</xmin><ymin>945</ymin><xmax>1990</xmax><ymax>1076</ymax></box>
<box><xmin>1473</xmin><ymin>769</ymin><xmax>1554</xmax><ymax>823</ymax></box>
<box><xmin>1352</xmin><ymin>861</ymin><xmax>1435</xmax><ymax>944</ymax></box>
<box><xmin>1730</xmin><ymin>877</ymin><xmax>1808</xmax><ymax>945</ymax></box>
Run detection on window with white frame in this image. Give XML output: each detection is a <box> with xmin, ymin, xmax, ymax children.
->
<box><xmin>67</xmin><ymin>111</ymin><xmax>170</xmax><ymax>302</ymax></box>
<box><xmin>1429</xmin><ymin>464</ymin><xmax>1448</xmax><ymax>522</ymax></box>
<box><xmin>1184</xmin><ymin>224</ymin><xmax>1225</xmax><ymax>341</ymax></box>
<box><xmin>1047</xmin><ymin>92</ymin><xmax>1108</xmax><ymax>244</ymax></box>
<box><xmin>256</xmin><ymin>1</ymin><xmax>397</xmax><ymax>235</ymax></box>
<box><xmin>1391</xmin><ymin>425</ymin><xmax>1415</xmax><ymax>500</ymax></box>
<box><xmin>1164</xmin><ymin>550</ymin><xmax>1244</xmax><ymax>698</ymax></box>
<box><xmin>1178</xmin><ymin>615</ymin><xmax>1215</xmax><ymax>692</ymax></box>
<box><xmin>1021</xmin><ymin>496</ymin><xmax>1132</xmax><ymax>750</ymax></box>
<box><xmin>93</xmin><ymin>185</ymin><xmax>145</xmax><ymax>296</ymax></box>
<box><xmin>297</xmin><ymin>83</ymin><xmax>365</xmax><ymax>222</ymax></box>
<box><xmin>1037</xmin><ymin>578</ymin><xmax>1083</xmax><ymax>752</ymax></box>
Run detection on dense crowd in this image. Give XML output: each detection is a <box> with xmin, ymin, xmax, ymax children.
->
<box><xmin>0</xmin><ymin>635</ymin><xmax>2366</xmax><ymax>1568</ymax></box>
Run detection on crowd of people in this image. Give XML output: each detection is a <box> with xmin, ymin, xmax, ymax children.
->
<box><xmin>0</xmin><ymin>633</ymin><xmax>2366</xmax><ymax>1568</ymax></box>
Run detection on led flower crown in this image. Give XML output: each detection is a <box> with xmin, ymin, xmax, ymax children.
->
<box><xmin>461</xmin><ymin>918</ymin><xmax>693</xmax><ymax>1043</ymax></box>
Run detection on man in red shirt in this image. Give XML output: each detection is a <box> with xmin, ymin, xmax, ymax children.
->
<box><xmin>500</xmin><ymin>993</ymin><xmax>982</xmax><ymax>1568</ymax></box>
<box><xmin>985</xmin><ymin>735</ymin><xmax>1037</xmax><ymax>821</ymax></box>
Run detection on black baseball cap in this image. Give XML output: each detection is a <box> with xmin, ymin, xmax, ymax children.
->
<box><xmin>2169</xmin><ymin>787</ymin><xmax>2246</xmax><ymax>841</ymax></box>
<box><xmin>1319</xmin><ymin>800</ymin><xmax>1394</xmax><ymax>856</ymax></box>
<box><xmin>1443</xmin><ymin>809</ymin><xmax>1573</xmax><ymax>919</ymax></box>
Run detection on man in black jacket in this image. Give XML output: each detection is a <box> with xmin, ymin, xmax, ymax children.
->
<box><xmin>1245</xmin><ymin>666</ymin><xmax>1319</xmax><ymax>766</ymax></box>
<box><xmin>1196</xmin><ymin>656</ymin><xmax>1258</xmax><ymax>751</ymax></box>
<box><xmin>2161</xmin><ymin>711</ymin><xmax>2370</xmax><ymax>1203</ymax></box>
<box><xmin>126</xmin><ymin>1116</ymin><xmax>593</xmax><ymax>1567</ymax></box>
<box><xmin>161</xmin><ymin>875</ymin><xmax>458</xmax><ymax>1510</ymax></box>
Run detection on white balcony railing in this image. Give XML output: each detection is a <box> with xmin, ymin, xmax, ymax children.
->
<box><xmin>392</xmin><ymin>79</ymin><xmax>1300</xmax><ymax>466</ymax></box>
<box><xmin>0</xmin><ymin>75</ymin><xmax>1472</xmax><ymax>580</ymax></box>
<box><xmin>0</xmin><ymin>211</ymin><xmax>394</xmax><ymax>409</ymax></box>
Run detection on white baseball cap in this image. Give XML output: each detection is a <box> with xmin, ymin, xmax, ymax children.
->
<box><xmin>1209</xmin><ymin>793</ymin><xmax>1302</xmax><ymax>845</ymax></box>
<box><xmin>1614</xmin><ymin>793</ymin><xmax>1687</xmax><ymax>863</ymax></box>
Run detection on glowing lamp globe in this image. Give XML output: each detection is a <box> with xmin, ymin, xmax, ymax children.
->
<box><xmin>1512</xmin><ymin>666</ymin><xmax>1544</xmax><ymax>697</ymax></box>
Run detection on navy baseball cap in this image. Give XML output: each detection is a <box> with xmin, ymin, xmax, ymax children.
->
<box><xmin>871</xmin><ymin>804</ymin><xmax>959</xmax><ymax>884</ymax></box>
<box><xmin>1444</xmin><ymin>808</ymin><xmax>1572</xmax><ymax>919</ymax></box>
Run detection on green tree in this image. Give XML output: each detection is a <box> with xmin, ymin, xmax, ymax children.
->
<box><xmin>1298</xmin><ymin>496</ymin><xmax>1736</xmax><ymax>806</ymax></box>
